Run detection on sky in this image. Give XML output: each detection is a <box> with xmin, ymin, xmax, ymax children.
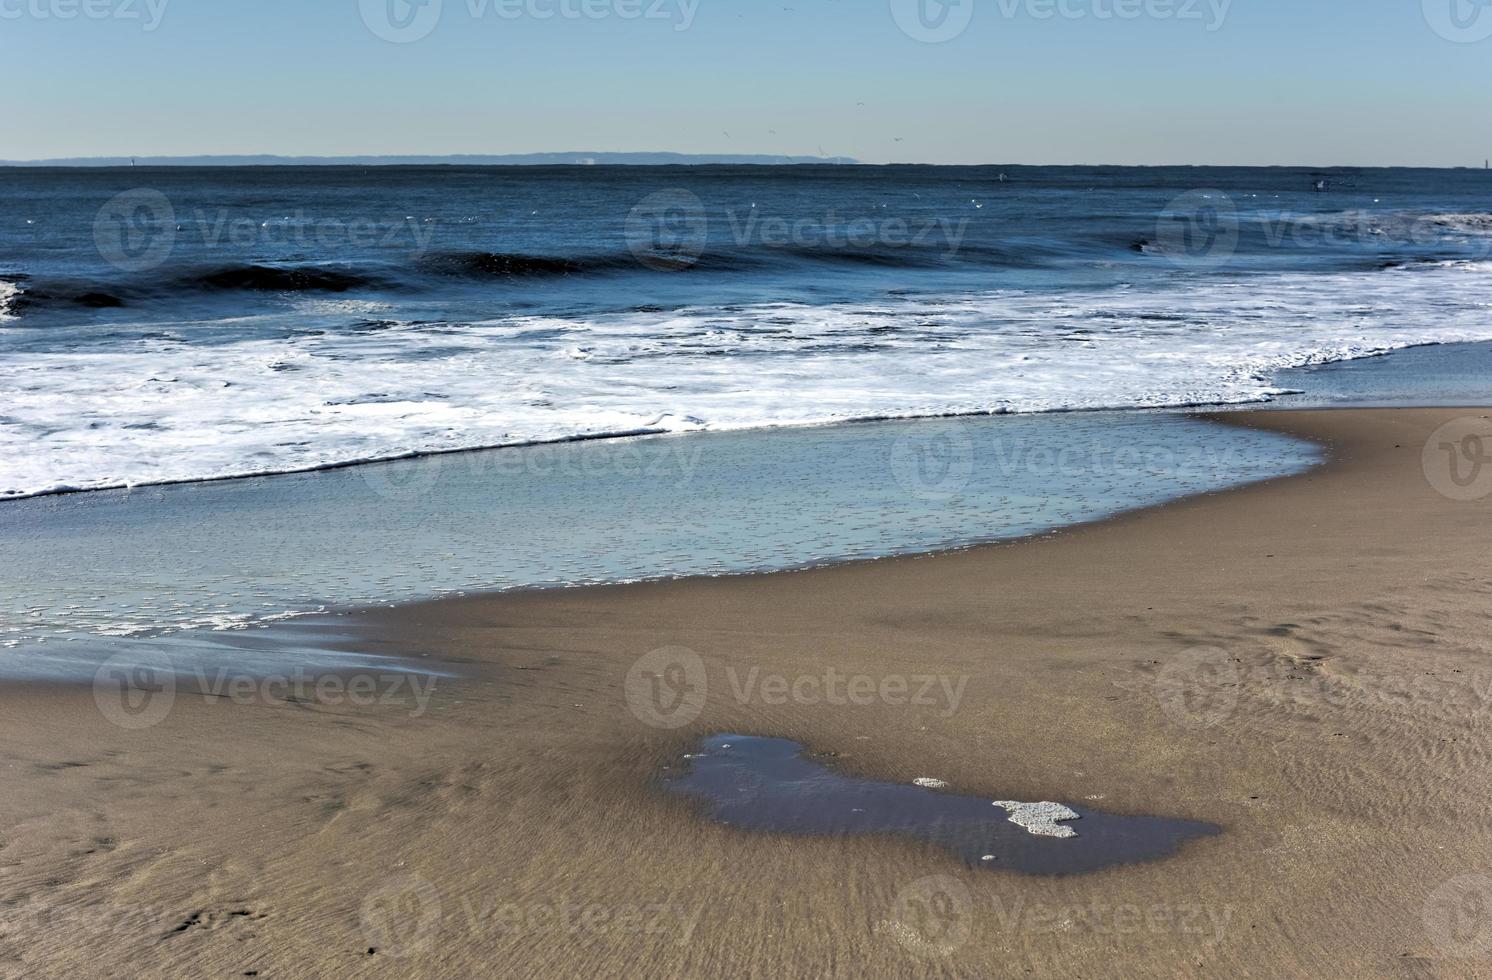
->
<box><xmin>4</xmin><ymin>0</ymin><xmax>1490</xmax><ymax>166</ymax></box>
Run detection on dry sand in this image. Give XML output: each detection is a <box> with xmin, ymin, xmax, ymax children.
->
<box><xmin>3</xmin><ymin>407</ymin><xmax>1492</xmax><ymax>978</ymax></box>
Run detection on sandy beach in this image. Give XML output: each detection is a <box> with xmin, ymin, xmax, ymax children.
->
<box><xmin>3</xmin><ymin>406</ymin><xmax>1491</xmax><ymax>978</ymax></box>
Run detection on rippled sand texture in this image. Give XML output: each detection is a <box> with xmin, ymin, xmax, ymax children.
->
<box><xmin>1</xmin><ymin>408</ymin><xmax>1490</xmax><ymax>977</ymax></box>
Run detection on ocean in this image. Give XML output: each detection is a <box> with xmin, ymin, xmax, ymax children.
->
<box><xmin>3</xmin><ymin>164</ymin><xmax>1491</xmax><ymax>500</ymax></box>
<box><xmin>2</xmin><ymin>164</ymin><xmax>1490</xmax><ymax>675</ymax></box>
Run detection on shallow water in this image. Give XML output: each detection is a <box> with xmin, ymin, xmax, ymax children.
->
<box><xmin>2</xmin><ymin>618</ymin><xmax>444</xmax><ymax>683</ymax></box>
<box><xmin>1269</xmin><ymin>340</ymin><xmax>1492</xmax><ymax>409</ymax></box>
<box><xmin>668</xmin><ymin>735</ymin><xmax>1220</xmax><ymax>875</ymax></box>
<box><xmin>0</xmin><ymin>410</ymin><xmax>1317</xmax><ymax>678</ymax></box>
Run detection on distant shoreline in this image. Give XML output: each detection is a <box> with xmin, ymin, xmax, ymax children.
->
<box><xmin>0</xmin><ymin>152</ymin><xmax>860</xmax><ymax>168</ymax></box>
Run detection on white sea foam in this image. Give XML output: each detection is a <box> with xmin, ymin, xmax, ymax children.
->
<box><xmin>1266</xmin><ymin>210</ymin><xmax>1492</xmax><ymax>240</ymax></box>
<box><xmin>0</xmin><ymin>279</ymin><xmax>20</xmax><ymax>321</ymax></box>
<box><xmin>993</xmin><ymin>800</ymin><xmax>1081</xmax><ymax>838</ymax></box>
<box><xmin>2</xmin><ymin>261</ymin><xmax>1491</xmax><ymax>498</ymax></box>
<box><xmin>1424</xmin><ymin>213</ymin><xmax>1492</xmax><ymax>233</ymax></box>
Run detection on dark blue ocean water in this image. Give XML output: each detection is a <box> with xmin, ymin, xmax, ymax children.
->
<box><xmin>2</xmin><ymin>164</ymin><xmax>1490</xmax><ymax>498</ymax></box>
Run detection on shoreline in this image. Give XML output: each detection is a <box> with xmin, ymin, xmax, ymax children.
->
<box><xmin>2</xmin><ymin>407</ymin><xmax>1319</xmax><ymax>670</ymax></box>
<box><xmin>349</xmin><ymin>405</ymin><xmax>1340</xmax><ymax>650</ymax></box>
<box><xmin>3</xmin><ymin>406</ymin><xmax>1491</xmax><ymax>976</ymax></box>
<box><xmin>3</xmin><ymin>405</ymin><xmax>1334</xmax><ymax>689</ymax></box>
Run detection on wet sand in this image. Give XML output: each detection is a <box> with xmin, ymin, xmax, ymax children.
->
<box><xmin>3</xmin><ymin>407</ymin><xmax>1491</xmax><ymax>977</ymax></box>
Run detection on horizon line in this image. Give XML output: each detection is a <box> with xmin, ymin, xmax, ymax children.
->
<box><xmin>4</xmin><ymin>153</ymin><xmax>1490</xmax><ymax>170</ymax></box>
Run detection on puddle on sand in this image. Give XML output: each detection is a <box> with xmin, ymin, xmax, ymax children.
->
<box><xmin>667</xmin><ymin>735</ymin><xmax>1219</xmax><ymax>876</ymax></box>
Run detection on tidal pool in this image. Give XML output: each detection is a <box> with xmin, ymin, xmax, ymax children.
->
<box><xmin>668</xmin><ymin>735</ymin><xmax>1220</xmax><ymax>876</ymax></box>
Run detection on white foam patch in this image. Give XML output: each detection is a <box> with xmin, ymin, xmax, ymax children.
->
<box><xmin>993</xmin><ymin>800</ymin><xmax>1081</xmax><ymax>838</ymax></box>
<box><xmin>1423</xmin><ymin>213</ymin><xmax>1492</xmax><ymax>233</ymax></box>
<box><xmin>912</xmin><ymin>778</ymin><xmax>949</xmax><ymax>789</ymax></box>
<box><xmin>3</xmin><ymin>262</ymin><xmax>1492</xmax><ymax>498</ymax></box>
<box><xmin>1261</xmin><ymin>210</ymin><xmax>1492</xmax><ymax>239</ymax></box>
<box><xmin>0</xmin><ymin>279</ymin><xmax>20</xmax><ymax>321</ymax></box>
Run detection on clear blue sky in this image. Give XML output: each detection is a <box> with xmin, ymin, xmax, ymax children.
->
<box><xmin>4</xmin><ymin>0</ymin><xmax>1489</xmax><ymax>165</ymax></box>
